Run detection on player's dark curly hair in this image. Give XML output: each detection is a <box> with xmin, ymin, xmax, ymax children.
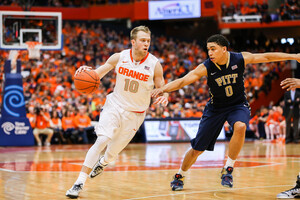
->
<box><xmin>207</xmin><ymin>34</ymin><xmax>230</xmax><ymax>49</ymax></box>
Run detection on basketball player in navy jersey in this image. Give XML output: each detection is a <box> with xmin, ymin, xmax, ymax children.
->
<box><xmin>152</xmin><ymin>34</ymin><xmax>300</xmax><ymax>191</ymax></box>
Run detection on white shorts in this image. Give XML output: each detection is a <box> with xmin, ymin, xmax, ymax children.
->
<box><xmin>95</xmin><ymin>98</ymin><xmax>145</xmax><ymax>154</ymax></box>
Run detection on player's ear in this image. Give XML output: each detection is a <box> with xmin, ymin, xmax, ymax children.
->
<box><xmin>131</xmin><ymin>39</ymin><xmax>135</xmax><ymax>46</ymax></box>
<box><xmin>222</xmin><ymin>46</ymin><xmax>227</xmax><ymax>53</ymax></box>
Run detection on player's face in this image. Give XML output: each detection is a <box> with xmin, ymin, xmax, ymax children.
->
<box><xmin>132</xmin><ymin>31</ymin><xmax>151</xmax><ymax>56</ymax></box>
<box><xmin>207</xmin><ymin>42</ymin><xmax>227</xmax><ymax>64</ymax></box>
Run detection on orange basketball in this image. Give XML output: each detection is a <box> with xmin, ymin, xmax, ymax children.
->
<box><xmin>74</xmin><ymin>70</ymin><xmax>100</xmax><ymax>94</ymax></box>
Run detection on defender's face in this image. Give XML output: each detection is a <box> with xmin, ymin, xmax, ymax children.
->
<box><xmin>132</xmin><ymin>31</ymin><xmax>151</xmax><ymax>55</ymax></box>
<box><xmin>207</xmin><ymin>42</ymin><xmax>227</xmax><ymax>64</ymax></box>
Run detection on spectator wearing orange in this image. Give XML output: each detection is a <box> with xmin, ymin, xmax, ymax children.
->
<box><xmin>265</xmin><ymin>107</ymin><xmax>281</xmax><ymax>141</ymax></box>
<box><xmin>73</xmin><ymin>106</ymin><xmax>93</xmax><ymax>144</ymax></box>
<box><xmin>62</xmin><ymin>109</ymin><xmax>76</xmax><ymax>144</ymax></box>
<box><xmin>249</xmin><ymin>110</ymin><xmax>260</xmax><ymax>139</ymax></box>
<box><xmin>26</xmin><ymin>106</ymin><xmax>36</xmax><ymax>128</ymax></box>
<box><xmin>50</xmin><ymin>110</ymin><xmax>66</xmax><ymax>144</ymax></box>
<box><xmin>33</xmin><ymin>105</ymin><xmax>54</xmax><ymax>146</ymax></box>
<box><xmin>276</xmin><ymin>106</ymin><xmax>286</xmax><ymax>140</ymax></box>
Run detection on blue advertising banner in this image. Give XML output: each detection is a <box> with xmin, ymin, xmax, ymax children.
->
<box><xmin>0</xmin><ymin>60</ymin><xmax>34</xmax><ymax>146</ymax></box>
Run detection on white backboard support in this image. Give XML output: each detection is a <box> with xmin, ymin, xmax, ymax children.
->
<box><xmin>0</xmin><ymin>11</ymin><xmax>62</xmax><ymax>50</ymax></box>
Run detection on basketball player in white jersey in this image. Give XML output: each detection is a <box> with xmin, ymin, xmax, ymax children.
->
<box><xmin>66</xmin><ymin>26</ymin><xmax>168</xmax><ymax>198</ymax></box>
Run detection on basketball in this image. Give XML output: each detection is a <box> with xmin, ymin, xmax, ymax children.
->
<box><xmin>74</xmin><ymin>70</ymin><xmax>100</xmax><ymax>94</ymax></box>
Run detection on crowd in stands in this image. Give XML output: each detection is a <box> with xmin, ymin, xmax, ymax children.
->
<box><xmin>221</xmin><ymin>0</ymin><xmax>300</xmax><ymax>22</ymax></box>
<box><xmin>278</xmin><ymin>0</ymin><xmax>300</xmax><ymax>20</ymax></box>
<box><xmin>221</xmin><ymin>1</ymin><xmax>269</xmax><ymax>17</ymax></box>
<box><xmin>0</xmin><ymin>0</ymin><xmax>141</xmax><ymax>7</ymax></box>
<box><xmin>0</xmin><ymin>21</ymin><xmax>298</xmax><ymax>145</ymax></box>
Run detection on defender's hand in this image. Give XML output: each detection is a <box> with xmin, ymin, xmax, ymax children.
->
<box><xmin>281</xmin><ymin>78</ymin><xmax>300</xmax><ymax>91</ymax></box>
<box><xmin>75</xmin><ymin>65</ymin><xmax>93</xmax><ymax>76</ymax></box>
<box><xmin>151</xmin><ymin>88</ymin><xmax>164</xmax><ymax>98</ymax></box>
<box><xmin>153</xmin><ymin>96</ymin><xmax>168</xmax><ymax>107</ymax></box>
<box><xmin>297</xmin><ymin>53</ymin><xmax>300</xmax><ymax>63</ymax></box>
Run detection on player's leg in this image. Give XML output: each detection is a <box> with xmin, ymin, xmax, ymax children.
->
<box><xmin>170</xmin><ymin>148</ymin><xmax>204</xmax><ymax>191</ymax></box>
<box><xmin>277</xmin><ymin>172</ymin><xmax>300</xmax><ymax>198</ymax></box>
<box><xmin>66</xmin><ymin>135</ymin><xmax>111</xmax><ymax>198</ymax></box>
<box><xmin>228</xmin><ymin>121</ymin><xmax>246</xmax><ymax>160</ymax></box>
<box><xmin>171</xmin><ymin>105</ymin><xmax>227</xmax><ymax>191</ymax></box>
<box><xmin>90</xmin><ymin>111</ymin><xmax>145</xmax><ymax>176</ymax></box>
<box><xmin>66</xmin><ymin>101</ymin><xmax>119</xmax><ymax>198</ymax></box>
<box><xmin>224</xmin><ymin>104</ymin><xmax>250</xmax><ymax>188</ymax></box>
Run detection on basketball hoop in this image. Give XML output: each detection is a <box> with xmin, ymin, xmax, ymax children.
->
<box><xmin>25</xmin><ymin>41</ymin><xmax>42</xmax><ymax>59</ymax></box>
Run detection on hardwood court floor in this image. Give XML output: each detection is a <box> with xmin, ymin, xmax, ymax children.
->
<box><xmin>0</xmin><ymin>141</ymin><xmax>299</xmax><ymax>200</ymax></box>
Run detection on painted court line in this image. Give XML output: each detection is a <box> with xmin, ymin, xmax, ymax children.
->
<box><xmin>0</xmin><ymin>168</ymin><xmax>15</xmax><ymax>172</ymax></box>
<box><xmin>124</xmin><ymin>184</ymin><xmax>293</xmax><ymax>200</ymax></box>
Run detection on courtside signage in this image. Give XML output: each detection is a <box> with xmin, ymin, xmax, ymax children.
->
<box><xmin>144</xmin><ymin>119</ymin><xmax>225</xmax><ymax>142</ymax></box>
<box><xmin>148</xmin><ymin>0</ymin><xmax>201</xmax><ymax>20</ymax></box>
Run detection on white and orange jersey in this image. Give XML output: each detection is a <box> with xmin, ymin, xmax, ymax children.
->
<box><xmin>108</xmin><ymin>49</ymin><xmax>158</xmax><ymax>112</ymax></box>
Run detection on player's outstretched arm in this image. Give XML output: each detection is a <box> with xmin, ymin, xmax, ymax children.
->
<box><xmin>151</xmin><ymin>64</ymin><xmax>207</xmax><ymax>98</ymax></box>
<box><xmin>242</xmin><ymin>52</ymin><xmax>300</xmax><ymax>65</ymax></box>
<box><xmin>281</xmin><ymin>78</ymin><xmax>300</xmax><ymax>91</ymax></box>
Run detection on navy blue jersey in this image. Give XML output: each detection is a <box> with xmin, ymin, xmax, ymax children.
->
<box><xmin>203</xmin><ymin>52</ymin><xmax>247</xmax><ymax>108</ymax></box>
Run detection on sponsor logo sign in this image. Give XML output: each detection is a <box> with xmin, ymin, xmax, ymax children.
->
<box><xmin>149</xmin><ymin>0</ymin><xmax>201</xmax><ymax>20</ymax></box>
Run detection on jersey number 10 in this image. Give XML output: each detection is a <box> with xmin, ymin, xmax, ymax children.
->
<box><xmin>124</xmin><ymin>79</ymin><xmax>139</xmax><ymax>93</ymax></box>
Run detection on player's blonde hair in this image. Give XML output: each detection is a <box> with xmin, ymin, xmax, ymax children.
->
<box><xmin>130</xmin><ymin>26</ymin><xmax>151</xmax><ymax>40</ymax></box>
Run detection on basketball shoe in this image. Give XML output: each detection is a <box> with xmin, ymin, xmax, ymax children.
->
<box><xmin>277</xmin><ymin>175</ymin><xmax>300</xmax><ymax>198</ymax></box>
<box><xmin>221</xmin><ymin>166</ymin><xmax>234</xmax><ymax>188</ymax></box>
<box><xmin>89</xmin><ymin>156</ymin><xmax>107</xmax><ymax>179</ymax></box>
<box><xmin>170</xmin><ymin>173</ymin><xmax>185</xmax><ymax>191</ymax></box>
<box><xmin>66</xmin><ymin>183</ymin><xmax>83</xmax><ymax>199</ymax></box>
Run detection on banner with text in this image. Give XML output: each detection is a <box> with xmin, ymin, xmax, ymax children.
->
<box><xmin>149</xmin><ymin>0</ymin><xmax>201</xmax><ymax>20</ymax></box>
<box><xmin>144</xmin><ymin>119</ymin><xmax>225</xmax><ymax>142</ymax></box>
<box><xmin>0</xmin><ymin>60</ymin><xmax>34</xmax><ymax>146</ymax></box>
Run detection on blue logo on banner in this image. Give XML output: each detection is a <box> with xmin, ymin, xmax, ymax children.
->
<box><xmin>3</xmin><ymin>85</ymin><xmax>25</xmax><ymax>117</ymax></box>
<box><xmin>0</xmin><ymin>60</ymin><xmax>34</xmax><ymax>146</ymax></box>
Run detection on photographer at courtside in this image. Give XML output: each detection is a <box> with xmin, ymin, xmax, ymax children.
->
<box><xmin>33</xmin><ymin>105</ymin><xmax>54</xmax><ymax>146</ymax></box>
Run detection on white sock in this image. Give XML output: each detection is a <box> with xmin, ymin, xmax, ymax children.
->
<box><xmin>75</xmin><ymin>172</ymin><xmax>88</xmax><ymax>185</ymax></box>
<box><xmin>224</xmin><ymin>157</ymin><xmax>236</xmax><ymax>169</ymax></box>
<box><xmin>298</xmin><ymin>172</ymin><xmax>300</xmax><ymax>177</ymax></box>
<box><xmin>178</xmin><ymin>168</ymin><xmax>187</xmax><ymax>176</ymax></box>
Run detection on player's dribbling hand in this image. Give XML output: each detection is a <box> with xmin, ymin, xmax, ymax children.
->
<box><xmin>281</xmin><ymin>78</ymin><xmax>300</xmax><ymax>91</ymax></box>
<box><xmin>153</xmin><ymin>96</ymin><xmax>168</xmax><ymax>107</ymax></box>
<box><xmin>75</xmin><ymin>65</ymin><xmax>93</xmax><ymax>76</ymax></box>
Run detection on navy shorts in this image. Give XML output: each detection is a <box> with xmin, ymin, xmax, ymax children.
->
<box><xmin>191</xmin><ymin>102</ymin><xmax>250</xmax><ymax>151</ymax></box>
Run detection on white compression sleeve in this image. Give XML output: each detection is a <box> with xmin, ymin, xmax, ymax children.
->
<box><xmin>83</xmin><ymin>135</ymin><xmax>111</xmax><ymax>168</ymax></box>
